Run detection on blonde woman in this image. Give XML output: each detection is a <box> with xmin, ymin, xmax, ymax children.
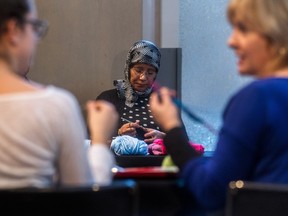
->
<box><xmin>150</xmin><ymin>0</ymin><xmax>288</xmax><ymax>213</ymax></box>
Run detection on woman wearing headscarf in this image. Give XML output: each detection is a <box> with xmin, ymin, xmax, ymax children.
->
<box><xmin>97</xmin><ymin>40</ymin><xmax>165</xmax><ymax>144</ymax></box>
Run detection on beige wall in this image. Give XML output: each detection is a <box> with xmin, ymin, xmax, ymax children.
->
<box><xmin>30</xmin><ymin>0</ymin><xmax>162</xmax><ymax>117</ymax></box>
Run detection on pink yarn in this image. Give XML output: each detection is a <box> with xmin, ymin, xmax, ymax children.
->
<box><xmin>189</xmin><ymin>141</ymin><xmax>205</xmax><ymax>154</ymax></box>
<box><xmin>148</xmin><ymin>139</ymin><xmax>167</xmax><ymax>155</ymax></box>
<box><xmin>148</xmin><ymin>139</ymin><xmax>205</xmax><ymax>155</ymax></box>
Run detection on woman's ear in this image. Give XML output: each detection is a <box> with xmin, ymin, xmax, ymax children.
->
<box><xmin>5</xmin><ymin>19</ymin><xmax>23</xmax><ymax>46</ymax></box>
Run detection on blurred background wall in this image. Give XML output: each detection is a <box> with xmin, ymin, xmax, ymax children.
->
<box><xmin>31</xmin><ymin>0</ymin><xmax>156</xmax><ymax>117</ymax></box>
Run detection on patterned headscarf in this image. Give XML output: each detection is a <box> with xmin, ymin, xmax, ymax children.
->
<box><xmin>114</xmin><ymin>40</ymin><xmax>161</xmax><ymax>107</ymax></box>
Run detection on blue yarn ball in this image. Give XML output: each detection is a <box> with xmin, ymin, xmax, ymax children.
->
<box><xmin>111</xmin><ymin>135</ymin><xmax>148</xmax><ymax>155</ymax></box>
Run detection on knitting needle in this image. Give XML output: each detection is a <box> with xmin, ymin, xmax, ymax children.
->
<box><xmin>171</xmin><ymin>97</ymin><xmax>218</xmax><ymax>135</ymax></box>
<box><xmin>121</xmin><ymin>117</ymin><xmax>148</xmax><ymax>136</ymax></box>
<box><xmin>121</xmin><ymin>117</ymin><xmax>145</xmax><ymax>129</ymax></box>
<box><xmin>121</xmin><ymin>117</ymin><xmax>133</xmax><ymax>123</ymax></box>
<box><xmin>152</xmin><ymin>82</ymin><xmax>218</xmax><ymax>135</ymax></box>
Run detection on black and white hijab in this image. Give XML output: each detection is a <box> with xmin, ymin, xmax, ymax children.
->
<box><xmin>113</xmin><ymin>40</ymin><xmax>161</xmax><ymax>107</ymax></box>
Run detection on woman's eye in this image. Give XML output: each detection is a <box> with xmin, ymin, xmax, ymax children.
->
<box><xmin>237</xmin><ymin>22</ymin><xmax>248</xmax><ymax>33</ymax></box>
<box><xmin>134</xmin><ymin>68</ymin><xmax>143</xmax><ymax>73</ymax></box>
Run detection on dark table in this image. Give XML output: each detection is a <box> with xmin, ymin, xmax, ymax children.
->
<box><xmin>114</xmin><ymin>167</ymin><xmax>205</xmax><ymax>216</ymax></box>
<box><xmin>115</xmin><ymin>151</ymin><xmax>213</xmax><ymax>168</ymax></box>
<box><xmin>115</xmin><ymin>155</ymin><xmax>165</xmax><ymax>168</ymax></box>
<box><xmin>114</xmin><ymin>153</ymin><xmax>213</xmax><ymax>216</ymax></box>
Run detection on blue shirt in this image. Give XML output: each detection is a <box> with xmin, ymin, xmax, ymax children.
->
<box><xmin>164</xmin><ymin>78</ymin><xmax>288</xmax><ymax>211</ymax></box>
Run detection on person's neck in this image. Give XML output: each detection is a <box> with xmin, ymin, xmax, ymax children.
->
<box><xmin>0</xmin><ymin>59</ymin><xmax>38</xmax><ymax>93</ymax></box>
<box><xmin>0</xmin><ymin>59</ymin><xmax>14</xmax><ymax>76</ymax></box>
<box><xmin>257</xmin><ymin>66</ymin><xmax>288</xmax><ymax>79</ymax></box>
<box><xmin>273</xmin><ymin>68</ymin><xmax>288</xmax><ymax>78</ymax></box>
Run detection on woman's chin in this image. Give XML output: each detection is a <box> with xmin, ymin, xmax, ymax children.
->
<box><xmin>134</xmin><ymin>87</ymin><xmax>149</xmax><ymax>92</ymax></box>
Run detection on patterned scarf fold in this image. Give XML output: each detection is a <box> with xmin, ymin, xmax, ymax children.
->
<box><xmin>114</xmin><ymin>40</ymin><xmax>161</xmax><ymax>107</ymax></box>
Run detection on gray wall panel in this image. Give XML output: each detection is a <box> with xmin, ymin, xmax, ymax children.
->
<box><xmin>30</xmin><ymin>0</ymin><xmax>143</xmax><ymax>114</ymax></box>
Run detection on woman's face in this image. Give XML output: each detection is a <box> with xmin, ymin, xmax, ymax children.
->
<box><xmin>129</xmin><ymin>63</ymin><xmax>157</xmax><ymax>92</ymax></box>
<box><xmin>227</xmin><ymin>19</ymin><xmax>276</xmax><ymax>77</ymax></box>
<box><xmin>15</xmin><ymin>0</ymin><xmax>39</xmax><ymax>75</ymax></box>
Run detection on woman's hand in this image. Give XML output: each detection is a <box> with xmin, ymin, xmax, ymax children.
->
<box><xmin>86</xmin><ymin>100</ymin><xmax>118</xmax><ymax>145</ymax></box>
<box><xmin>144</xmin><ymin>128</ymin><xmax>165</xmax><ymax>144</ymax></box>
<box><xmin>150</xmin><ymin>87</ymin><xmax>182</xmax><ymax>131</ymax></box>
<box><xmin>118</xmin><ymin>120</ymin><xmax>142</xmax><ymax>137</ymax></box>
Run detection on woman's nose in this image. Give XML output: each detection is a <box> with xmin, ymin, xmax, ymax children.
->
<box><xmin>139</xmin><ymin>72</ymin><xmax>148</xmax><ymax>79</ymax></box>
<box><xmin>227</xmin><ymin>29</ymin><xmax>237</xmax><ymax>49</ymax></box>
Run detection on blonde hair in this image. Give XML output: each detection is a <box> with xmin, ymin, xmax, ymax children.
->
<box><xmin>227</xmin><ymin>0</ymin><xmax>288</xmax><ymax>70</ymax></box>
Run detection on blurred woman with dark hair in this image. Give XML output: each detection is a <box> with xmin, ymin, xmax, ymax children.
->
<box><xmin>0</xmin><ymin>0</ymin><xmax>118</xmax><ymax>188</ymax></box>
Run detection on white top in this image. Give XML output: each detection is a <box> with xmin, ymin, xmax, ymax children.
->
<box><xmin>0</xmin><ymin>86</ymin><xmax>114</xmax><ymax>188</ymax></box>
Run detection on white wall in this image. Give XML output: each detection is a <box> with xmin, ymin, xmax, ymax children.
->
<box><xmin>161</xmin><ymin>0</ymin><xmax>179</xmax><ymax>48</ymax></box>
